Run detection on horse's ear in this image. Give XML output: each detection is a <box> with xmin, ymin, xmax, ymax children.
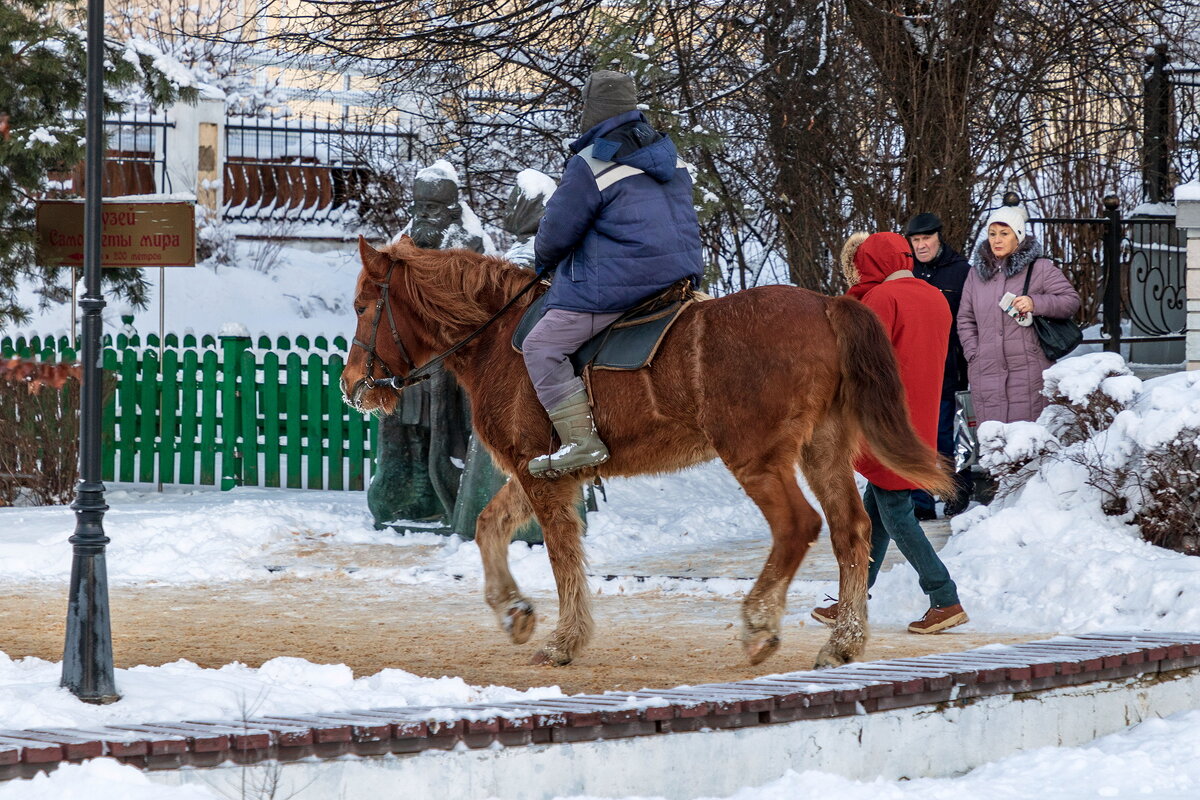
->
<box><xmin>357</xmin><ymin>235</ymin><xmax>390</xmax><ymax>278</ymax></box>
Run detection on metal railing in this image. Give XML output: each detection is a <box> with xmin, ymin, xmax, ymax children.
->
<box><xmin>222</xmin><ymin>115</ymin><xmax>415</xmax><ymax>223</ymax></box>
<box><xmin>50</xmin><ymin>107</ymin><xmax>173</xmax><ymax>196</ymax></box>
<box><xmin>1016</xmin><ymin>194</ymin><xmax>1185</xmax><ymax>363</ymax></box>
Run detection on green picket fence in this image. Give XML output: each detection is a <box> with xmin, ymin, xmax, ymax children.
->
<box><xmin>1</xmin><ymin>332</ymin><xmax>377</xmax><ymax>491</ymax></box>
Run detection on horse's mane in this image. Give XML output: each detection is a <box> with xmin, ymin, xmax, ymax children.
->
<box><xmin>381</xmin><ymin>240</ymin><xmax>539</xmax><ymax>336</ymax></box>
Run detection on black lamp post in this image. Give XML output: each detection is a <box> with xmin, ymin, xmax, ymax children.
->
<box><xmin>61</xmin><ymin>0</ymin><xmax>119</xmax><ymax>704</ymax></box>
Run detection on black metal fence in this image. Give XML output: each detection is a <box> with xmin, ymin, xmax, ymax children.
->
<box><xmin>1019</xmin><ymin>195</ymin><xmax>1185</xmax><ymax>364</ymax></box>
<box><xmin>52</xmin><ymin>107</ymin><xmax>173</xmax><ymax>196</ymax></box>
<box><xmin>1167</xmin><ymin>62</ymin><xmax>1200</xmax><ymax>189</ymax></box>
<box><xmin>1145</xmin><ymin>47</ymin><xmax>1200</xmax><ymax>203</ymax></box>
<box><xmin>222</xmin><ymin>115</ymin><xmax>415</xmax><ymax>223</ymax></box>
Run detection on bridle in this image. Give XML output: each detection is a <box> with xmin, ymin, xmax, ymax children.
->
<box><xmin>348</xmin><ymin>259</ymin><xmax>544</xmax><ymax>407</ymax></box>
<box><xmin>348</xmin><ymin>261</ymin><xmax>418</xmax><ymax>408</ymax></box>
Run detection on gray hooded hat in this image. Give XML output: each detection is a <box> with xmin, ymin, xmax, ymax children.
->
<box><xmin>580</xmin><ymin>70</ymin><xmax>638</xmax><ymax>133</ymax></box>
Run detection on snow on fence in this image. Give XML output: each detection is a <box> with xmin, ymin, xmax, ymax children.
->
<box><xmin>0</xmin><ymin>333</ymin><xmax>378</xmax><ymax>491</ymax></box>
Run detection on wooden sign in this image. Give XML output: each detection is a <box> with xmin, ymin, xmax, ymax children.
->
<box><xmin>36</xmin><ymin>200</ymin><xmax>196</xmax><ymax>268</ymax></box>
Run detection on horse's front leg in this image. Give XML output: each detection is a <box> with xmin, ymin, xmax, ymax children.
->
<box><xmin>520</xmin><ymin>475</ymin><xmax>593</xmax><ymax>666</ymax></box>
<box><xmin>477</xmin><ymin>479</ymin><xmax>538</xmax><ymax>644</ymax></box>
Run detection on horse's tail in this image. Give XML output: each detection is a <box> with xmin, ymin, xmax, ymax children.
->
<box><xmin>825</xmin><ymin>296</ymin><xmax>955</xmax><ymax>497</ymax></box>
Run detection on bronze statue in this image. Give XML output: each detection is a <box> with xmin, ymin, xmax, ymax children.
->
<box><xmin>367</xmin><ymin>162</ymin><xmax>489</xmax><ymax>528</ymax></box>
<box><xmin>500</xmin><ymin>169</ymin><xmax>556</xmax><ymax>266</ymax></box>
<box><xmin>450</xmin><ymin>170</ymin><xmax>567</xmax><ymax>543</ymax></box>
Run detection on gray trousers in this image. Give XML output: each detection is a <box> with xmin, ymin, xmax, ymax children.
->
<box><xmin>522</xmin><ymin>308</ymin><xmax>622</xmax><ymax>410</ymax></box>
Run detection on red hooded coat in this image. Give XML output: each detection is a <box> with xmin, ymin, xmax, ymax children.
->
<box><xmin>847</xmin><ymin>233</ymin><xmax>950</xmax><ymax>490</ymax></box>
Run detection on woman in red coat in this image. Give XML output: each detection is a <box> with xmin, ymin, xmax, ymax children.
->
<box><xmin>811</xmin><ymin>232</ymin><xmax>968</xmax><ymax>634</ymax></box>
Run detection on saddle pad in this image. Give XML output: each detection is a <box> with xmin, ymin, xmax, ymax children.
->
<box><xmin>512</xmin><ymin>291</ymin><xmax>692</xmax><ymax>372</ymax></box>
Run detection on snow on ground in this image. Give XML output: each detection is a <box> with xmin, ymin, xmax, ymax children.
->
<box><xmin>867</xmin><ymin>365</ymin><xmax>1200</xmax><ymax>632</ymax></box>
<box><xmin>0</xmin><ymin>648</ymin><xmax>562</xmax><ymax>733</ymax></box>
<box><xmin>559</xmin><ymin>708</ymin><xmax>1200</xmax><ymax>800</ymax></box>
<box><xmin>2</xmin><ymin>357</ymin><xmax>1199</xmax><ymax>736</ymax></box>
<box><xmin>7</xmin><ymin>707</ymin><xmax>1200</xmax><ymax>799</ymax></box>
<box><xmin>10</xmin><ymin>241</ymin><xmax>362</xmax><ymax>343</ymax></box>
<box><xmin>5</xmin><ymin>243</ymin><xmax>1200</xmax><ymax>796</ymax></box>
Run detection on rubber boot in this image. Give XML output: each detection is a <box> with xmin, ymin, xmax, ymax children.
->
<box><xmin>528</xmin><ymin>389</ymin><xmax>610</xmax><ymax>479</ymax></box>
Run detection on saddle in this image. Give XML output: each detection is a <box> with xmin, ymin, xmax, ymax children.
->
<box><xmin>512</xmin><ymin>279</ymin><xmax>698</xmax><ymax>372</ymax></box>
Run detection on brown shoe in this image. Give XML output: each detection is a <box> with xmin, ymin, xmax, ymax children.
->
<box><xmin>908</xmin><ymin>603</ymin><xmax>968</xmax><ymax>634</ymax></box>
<box><xmin>811</xmin><ymin>602</ymin><xmax>839</xmax><ymax>627</ymax></box>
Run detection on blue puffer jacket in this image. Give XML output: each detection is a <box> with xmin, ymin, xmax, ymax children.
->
<box><xmin>534</xmin><ymin>111</ymin><xmax>703</xmax><ymax>313</ymax></box>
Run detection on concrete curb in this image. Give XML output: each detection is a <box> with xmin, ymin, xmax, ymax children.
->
<box><xmin>2</xmin><ymin>632</ymin><xmax>1199</xmax><ymax>786</ymax></box>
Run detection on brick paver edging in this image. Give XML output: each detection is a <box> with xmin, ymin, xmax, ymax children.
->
<box><xmin>2</xmin><ymin>632</ymin><xmax>1199</xmax><ymax>781</ymax></box>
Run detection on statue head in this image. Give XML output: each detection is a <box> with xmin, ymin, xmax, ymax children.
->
<box><xmin>410</xmin><ymin>174</ymin><xmax>462</xmax><ymax>249</ymax></box>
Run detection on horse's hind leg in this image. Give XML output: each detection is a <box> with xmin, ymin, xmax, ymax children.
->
<box><xmin>728</xmin><ymin>459</ymin><xmax>823</xmax><ymax>666</ymax></box>
<box><xmin>801</xmin><ymin>420</ymin><xmax>872</xmax><ymax>667</ymax></box>
<box><xmin>477</xmin><ymin>479</ymin><xmax>537</xmax><ymax>644</ymax></box>
<box><xmin>519</xmin><ymin>475</ymin><xmax>593</xmax><ymax>666</ymax></box>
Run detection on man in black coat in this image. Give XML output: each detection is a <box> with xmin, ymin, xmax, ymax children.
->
<box><xmin>905</xmin><ymin>213</ymin><xmax>973</xmax><ymax>517</ymax></box>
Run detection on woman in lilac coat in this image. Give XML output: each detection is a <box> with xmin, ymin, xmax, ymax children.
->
<box><xmin>957</xmin><ymin>206</ymin><xmax>1081</xmax><ymax>423</ymax></box>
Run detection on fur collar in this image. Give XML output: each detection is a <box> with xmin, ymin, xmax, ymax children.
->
<box><xmin>973</xmin><ymin>235</ymin><xmax>1044</xmax><ymax>281</ymax></box>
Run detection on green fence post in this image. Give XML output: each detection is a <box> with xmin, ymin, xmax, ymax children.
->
<box><xmin>262</xmin><ymin>352</ymin><xmax>281</xmax><ymax>488</ymax></box>
<box><xmin>219</xmin><ymin>328</ymin><xmax>251</xmax><ymax>490</ymax></box>
<box><xmin>284</xmin><ymin>353</ymin><xmax>303</xmax><ymax>488</ymax></box>
<box><xmin>160</xmin><ymin>348</ymin><xmax>179</xmax><ymax>484</ymax></box>
<box><xmin>137</xmin><ymin>349</ymin><xmax>159</xmax><ymax>483</ymax></box>
<box><xmin>101</xmin><ymin>348</ymin><xmax>117</xmax><ymax>481</ymax></box>
<box><xmin>325</xmin><ymin>354</ymin><xmax>345</xmax><ymax>490</ymax></box>
<box><xmin>179</xmin><ymin>350</ymin><xmax>200</xmax><ymax>484</ymax></box>
<box><xmin>117</xmin><ymin>349</ymin><xmax>138</xmax><ymax>482</ymax></box>
<box><xmin>199</xmin><ymin>350</ymin><xmax>219</xmax><ymax>485</ymax></box>
<box><xmin>347</xmin><ymin>396</ymin><xmax>367</xmax><ymax>491</ymax></box>
<box><xmin>305</xmin><ymin>352</ymin><xmax>323</xmax><ymax>489</ymax></box>
<box><xmin>239</xmin><ymin>349</ymin><xmax>259</xmax><ymax>487</ymax></box>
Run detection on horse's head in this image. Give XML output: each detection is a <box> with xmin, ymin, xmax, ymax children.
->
<box><xmin>341</xmin><ymin>236</ymin><xmax>430</xmax><ymax>415</ymax></box>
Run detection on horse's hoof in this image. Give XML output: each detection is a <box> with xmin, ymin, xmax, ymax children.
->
<box><xmin>743</xmin><ymin>630</ymin><xmax>781</xmax><ymax>666</ymax></box>
<box><xmin>529</xmin><ymin>645</ymin><xmax>572</xmax><ymax>666</ymax></box>
<box><xmin>813</xmin><ymin>644</ymin><xmax>853</xmax><ymax>669</ymax></box>
<box><xmin>503</xmin><ymin>599</ymin><xmax>536</xmax><ymax>644</ymax></box>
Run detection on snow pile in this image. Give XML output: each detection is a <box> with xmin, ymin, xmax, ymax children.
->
<box><xmin>0</xmin><ymin>488</ymin><xmax>380</xmax><ymax>583</ymax></box>
<box><xmin>0</xmin><ymin>649</ymin><xmax>562</xmax><ymax>733</ymax></box>
<box><xmin>516</xmin><ymin>168</ymin><xmax>557</xmax><ymax>202</ymax></box>
<box><xmin>870</xmin><ymin>354</ymin><xmax>1200</xmax><ymax>631</ymax></box>
<box><xmin>0</xmin><ymin>758</ymin><xmax>217</xmax><ymax>799</ymax></box>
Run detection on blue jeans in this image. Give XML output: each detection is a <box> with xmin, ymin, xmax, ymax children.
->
<box><xmin>864</xmin><ymin>483</ymin><xmax>960</xmax><ymax>608</ymax></box>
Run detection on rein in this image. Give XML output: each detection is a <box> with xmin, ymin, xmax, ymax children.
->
<box><xmin>352</xmin><ymin>263</ymin><xmax>544</xmax><ymax>400</ymax></box>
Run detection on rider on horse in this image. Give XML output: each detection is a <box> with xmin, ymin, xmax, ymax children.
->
<box><xmin>522</xmin><ymin>70</ymin><xmax>704</xmax><ymax>478</ymax></box>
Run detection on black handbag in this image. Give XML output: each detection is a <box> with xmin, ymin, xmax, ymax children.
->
<box><xmin>1021</xmin><ymin>260</ymin><xmax>1083</xmax><ymax>361</ymax></box>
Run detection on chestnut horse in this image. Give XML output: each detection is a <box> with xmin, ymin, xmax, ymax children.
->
<box><xmin>342</xmin><ymin>236</ymin><xmax>952</xmax><ymax>668</ymax></box>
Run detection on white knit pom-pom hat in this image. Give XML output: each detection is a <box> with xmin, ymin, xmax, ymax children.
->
<box><xmin>985</xmin><ymin>205</ymin><xmax>1029</xmax><ymax>243</ymax></box>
